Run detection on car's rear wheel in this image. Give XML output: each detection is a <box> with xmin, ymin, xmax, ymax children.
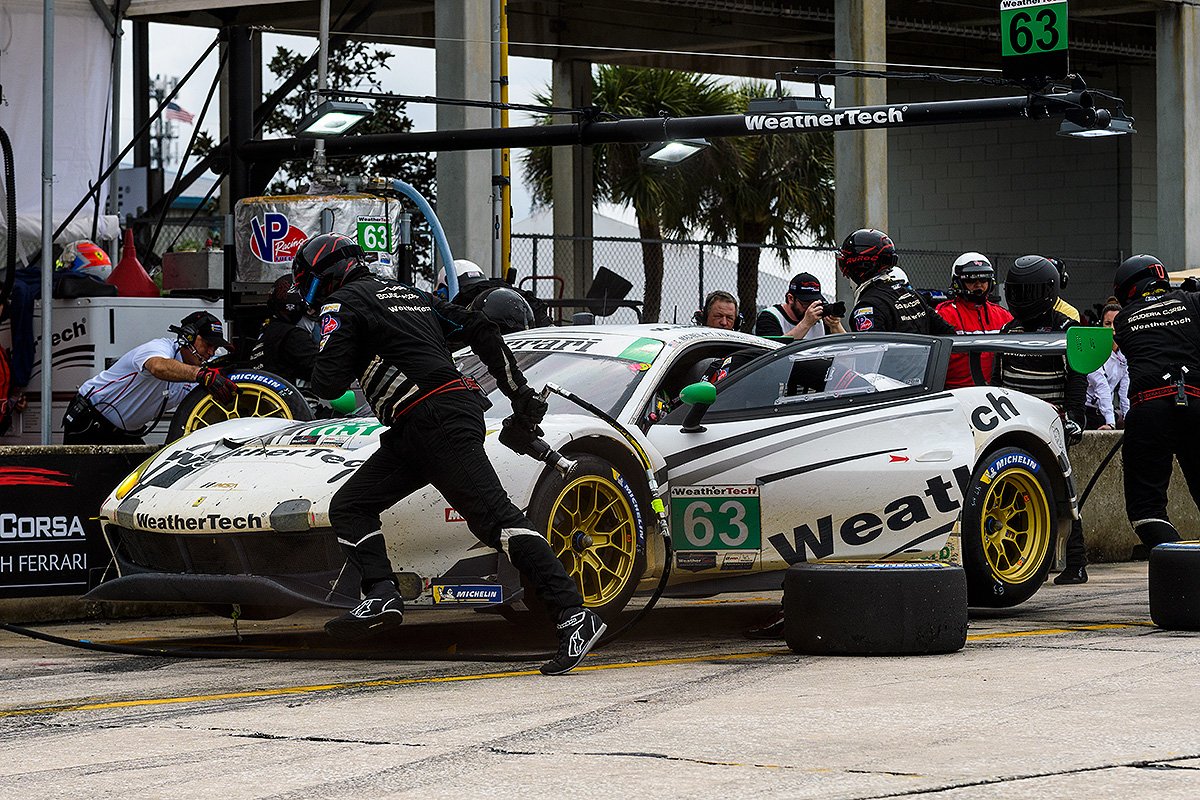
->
<box><xmin>167</xmin><ymin>370</ymin><xmax>313</xmax><ymax>442</ymax></box>
<box><xmin>510</xmin><ymin>453</ymin><xmax>648</xmax><ymax>624</ymax></box>
<box><xmin>961</xmin><ymin>446</ymin><xmax>1057</xmax><ymax>607</ymax></box>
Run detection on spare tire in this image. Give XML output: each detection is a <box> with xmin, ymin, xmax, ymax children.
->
<box><xmin>783</xmin><ymin>561</ymin><xmax>968</xmax><ymax>656</ymax></box>
<box><xmin>1149</xmin><ymin>541</ymin><xmax>1200</xmax><ymax>630</ymax></box>
<box><xmin>167</xmin><ymin>369</ymin><xmax>313</xmax><ymax>442</ymax></box>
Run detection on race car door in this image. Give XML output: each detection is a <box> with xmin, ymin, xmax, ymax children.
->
<box><xmin>649</xmin><ymin>335</ymin><xmax>976</xmax><ymax>577</ymax></box>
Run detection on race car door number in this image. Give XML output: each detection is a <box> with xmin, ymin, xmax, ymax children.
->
<box><xmin>670</xmin><ymin>486</ymin><xmax>761</xmax><ymax>550</ymax></box>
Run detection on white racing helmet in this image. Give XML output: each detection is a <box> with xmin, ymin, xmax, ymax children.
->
<box><xmin>435</xmin><ymin>259</ymin><xmax>487</xmax><ymax>299</ymax></box>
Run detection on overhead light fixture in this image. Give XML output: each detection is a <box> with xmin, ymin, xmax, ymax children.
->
<box><xmin>1058</xmin><ymin>106</ymin><xmax>1135</xmax><ymax>139</ymax></box>
<box><xmin>640</xmin><ymin>138</ymin><xmax>710</xmax><ymax>165</ymax></box>
<box><xmin>747</xmin><ymin>95</ymin><xmax>831</xmax><ymax>114</ymax></box>
<box><xmin>296</xmin><ymin>99</ymin><xmax>374</xmax><ymax>137</ymax></box>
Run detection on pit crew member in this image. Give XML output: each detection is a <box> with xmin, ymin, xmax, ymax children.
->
<box><xmin>994</xmin><ymin>255</ymin><xmax>1089</xmax><ymax>584</ymax></box>
<box><xmin>249</xmin><ymin>276</ymin><xmax>318</xmax><ymax>384</ymax></box>
<box><xmin>293</xmin><ymin>233</ymin><xmax>604</xmax><ymax>675</ymax></box>
<box><xmin>1084</xmin><ymin>304</ymin><xmax>1128</xmax><ymax>430</ymax></box>
<box><xmin>753</xmin><ymin>272</ymin><xmax>844</xmax><ymax>339</ymax></box>
<box><xmin>839</xmin><ymin>229</ymin><xmax>956</xmax><ymax>336</ymax></box>
<box><xmin>62</xmin><ymin>311</ymin><xmax>238</xmax><ymax>445</ymax></box>
<box><xmin>438</xmin><ymin>258</ymin><xmax>552</xmax><ymax>328</ymax></box>
<box><xmin>936</xmin><ymin>252</ymin><xmax>1013</xmax><ymax>388</ymax></box>
<box><xmin>1112</xmin><ymin>254</ymin><xmax>1200</xmax><ymax>550</ymax></box>
<box><xmin>696</xmin><ymin>290</ymin><xmax>740</xmax><ymax>331</ymax></box>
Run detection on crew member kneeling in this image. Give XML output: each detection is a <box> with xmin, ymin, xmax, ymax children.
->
<box><xmin>62</xmin><ymin>312</ymin><xmax>238</xmax><ymax>445</ymax></box>
<box><xmin>1112</xmin><ymin>255</ymin><xmax>1200</xmax><ymax>550</ymax></box>
<box><xmin>294</xmin><ymin>233</ymin><xmax>605</xmax><ymax>675</ymax></box>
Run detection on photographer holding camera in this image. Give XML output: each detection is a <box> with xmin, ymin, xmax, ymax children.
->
<box><xmin>753</xmin><ymin>272</ymin><xmax>845</xmax><ymax>340</ymax></box>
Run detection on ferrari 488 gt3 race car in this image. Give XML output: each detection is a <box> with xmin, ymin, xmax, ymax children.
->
<box><xmin>88</xmin><ymin>325</ymin><xmax>1079</xmax><ymax>621</ymax></box>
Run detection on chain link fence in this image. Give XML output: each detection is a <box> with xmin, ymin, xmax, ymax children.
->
<box><xmin>511</xmin><ymin>233</ymin><xmax>1120</xmax><ymax>325</ymax></box>
<box><xmin>127</xmin><ymin>215</ymin><xmax>225</xmax><ymax>271</ymax></box>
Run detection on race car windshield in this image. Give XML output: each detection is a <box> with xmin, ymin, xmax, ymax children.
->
<box><xmin>456</xmin><ymin>351</ymin><xmax>646</xmax><ymax>417</ymax></box>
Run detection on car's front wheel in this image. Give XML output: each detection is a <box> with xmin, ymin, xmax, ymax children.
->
<box><xmin>961</xmin><ymin>446</ymin><xmax>1057</xmax><ymax>607</ymax></box>
<box><xmin>167</xmin><ymin>370</ymin><xmax>313</xmax><ymax>442</ymax></box>
<box><xmin>519</xmin><ymin>453</ymin><xmax>648</xmax><ymax>624</ymax></box>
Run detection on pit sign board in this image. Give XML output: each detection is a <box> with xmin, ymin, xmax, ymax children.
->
<box><xmin>1000</xmin><ymin>0</ymin><xmax>1068</xmax><ymax>84</ymax></box>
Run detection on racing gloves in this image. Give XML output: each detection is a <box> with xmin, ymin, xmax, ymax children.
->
<box><xmin>1063</xmin><ymin>417</ymin><xmax>1084</xmax><ymax>447</ymax></box>
<box><xmin>196</xmin><ymin>366</ymin><xmax>240</xmax><ymax>404</ymax></box>
<box><xmin>512</xmin><ymin>386</ymin><xmax>549</xmax><ymax>428</ymax></box>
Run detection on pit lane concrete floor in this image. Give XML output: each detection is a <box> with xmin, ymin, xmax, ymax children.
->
<box><xmin>1</xmin><ymin>562</ymin><xmax>1197</xmax><ymax>799</ymax></box>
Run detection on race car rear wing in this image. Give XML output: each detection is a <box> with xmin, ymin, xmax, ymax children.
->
<box><xmin>950</xmin><ymin>328</ymin><xmax>1112</xmax><ymax>383</ymax></box>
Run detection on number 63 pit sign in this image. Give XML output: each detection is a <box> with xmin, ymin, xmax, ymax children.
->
<box><xmin>670</xmin><ymin>486</ymin><xmax>761</xmax><ymax>551</ymax></box>
<box><xmin>1000</xmin><ymin>0</ymin><xmax>1068</xmax><ymax>82</ymax></box>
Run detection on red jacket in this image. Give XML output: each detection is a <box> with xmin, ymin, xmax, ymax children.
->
<box><xmin>936</xmin><ymin>298</ymin><xmax>1013</xmax><ymax>388</ymax></box>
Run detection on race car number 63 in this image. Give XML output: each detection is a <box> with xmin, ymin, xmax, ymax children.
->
<box><xmin>683</xmin><ymin>501</ymin><xmax>749</xmax><ymax>548</ymax></box>
<box><xmin>670</xmin><ymin>489</ymin><xmax>762</xmax><ymax>550</ymax></box>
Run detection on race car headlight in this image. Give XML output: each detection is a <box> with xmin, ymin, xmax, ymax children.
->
<box><xmin>114</xmin><ymin>452</ymin><xmax>160</xmax><ymax>501</ymax></box>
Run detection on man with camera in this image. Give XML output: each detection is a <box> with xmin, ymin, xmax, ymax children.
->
<box><xmin>753</xmin><ymin>272</ymin><xmax>845</xmax><ymax>340</ymax></box>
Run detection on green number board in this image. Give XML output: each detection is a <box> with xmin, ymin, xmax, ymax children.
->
<box><xmin>356</xmin><ymin>217</ymin><xmax>391</xmax><ymax>252</ymax></box>
<box><xmin>669</xmin><ymin>486</ymin><xmax>761</xmax><ymax>551</ymax></box>
<box><xmin>1001</xmin><ymin>0</ymin><xmax>1067</xmax><ymax>57</ymax></box>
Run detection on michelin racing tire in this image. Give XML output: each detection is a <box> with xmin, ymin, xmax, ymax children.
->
<box><xmin>167</xmin><ymin>370</ymin><xmax>313</xmax><ymax>443</ymax></box>
<box><xmin>961</xmin><ymin>446</ymin><xmax>1057</xmax><ymax>608</ymax></box>
<box><xmin>518</xmin><ymin>453</ymin><xmax>649</xmax><ymax>625</ymax></box>
<box><xmin>1149</xmin><ymin>541</ymin><xmax>1200</xmax><ymax>630</ymax></box>
<box><xmin>783</xmin><ymin>562</ymin><xmax>968</xmax><ymax>655</ymax></box>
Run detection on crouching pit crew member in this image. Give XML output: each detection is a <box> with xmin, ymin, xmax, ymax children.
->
<box><xmin>293</xmin><ymin>232</ymin><xmax>605</xmax><ymax>675</ymax></box>
<box><xmin>62</xmin><ymin>311</ymin><xmax>238</xmax><ymax>445</ymax></box>
<box><xmin>995</xmin><ymin>255</ymin><xmax>1089</xmax><ymax>584</ymax></box>
<box><xmin>1112</xmin><ymin>254</ymin><xmax>1200</xmax><ymax>550</ymax></box>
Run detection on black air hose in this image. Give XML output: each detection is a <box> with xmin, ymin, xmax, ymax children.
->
<box><xmin>0</xmin><ymin>125</ymin><xmax>16</xmax><ymax>307</ymax></box>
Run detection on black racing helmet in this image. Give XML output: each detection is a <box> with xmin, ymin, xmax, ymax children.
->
<box><xmin>469</xmin><ymin>286</ymin><xmax>536</xmax><ymax>334</ymax></box>
<box><xmin>951</xmin><ymin>252</ymin><xmax>995</xmax><ymax>303</ymax></box>
<box><xmin>1004</xmin><ymin>255</ymin><xmax>1060</xmax><ymax>321</ymax></box>
<box><xmin>1114</xmin><ymin>254</ymin><xmax>1169</xmax><ymax>306</ymax></box>
<box><xmin>291</xmin><ymin>233</ymin><xmax>366</xmax><ymax>306</ymax></box>
<box><xmin>836</xmin><ymin>229</ymin><xmax>897</xmax><ymax>285</ymax></box>
<box><xmin>267</xmin><ymin>275</ymin><xmax>306</xmax><ymax>324</ymax></box>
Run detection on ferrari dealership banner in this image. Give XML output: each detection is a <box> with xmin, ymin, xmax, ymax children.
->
<box><xmin>0</xmin><ymin>450</ymin><xmax>152</xmax><ymax>598</ymax></box>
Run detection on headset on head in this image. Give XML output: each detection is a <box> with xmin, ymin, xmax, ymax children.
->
<box><xmin>694</xmin><ymin>290</ymin><xmax>743</xmax><ymax>328</ymax></box>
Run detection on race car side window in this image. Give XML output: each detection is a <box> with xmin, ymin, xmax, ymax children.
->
<box><xmin>698</xmin><ymin>339</ymin><xmax>934</xmax><ymax>416</ymax></box>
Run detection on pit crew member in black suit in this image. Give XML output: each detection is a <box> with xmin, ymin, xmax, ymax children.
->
<box><xmin>293</xmin><ymin>233</ymin><xmax>604</xmax><ymax>676</ymax></box>
<box><xmin>249</xmin><ymin>276</ymin><xmax>318</xmax><ymax>385</ymax></box>
<box><xmin>839</xmin><ymin>229</ymin><xmax>957</xmax><ymax>336</ymax></box>
<box><xmin>994</xmin><ymin>255</ymin><xmax>1089</xmax><ymax>584</ymax></box>
<box><xmin>1112</xmin><ymin>254</ymin><xmax>1200</xmax><ymax>550</ymax></box>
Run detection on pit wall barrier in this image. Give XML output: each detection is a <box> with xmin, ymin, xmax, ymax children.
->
<box><xmin>0</xmin><ymin>434</ymin><xmax>1182</xmax><ymax>623</ymax></box>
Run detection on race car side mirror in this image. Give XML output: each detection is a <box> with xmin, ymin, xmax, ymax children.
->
<box><xmin>1066</xmin><ymin>326</ymin><xmax>1114</xmax><ymax>374</ymax></box>
<box><xmin>679</xmin><ymin>381</ymin><xmax>717</xmax><ymax>433</ymax></box>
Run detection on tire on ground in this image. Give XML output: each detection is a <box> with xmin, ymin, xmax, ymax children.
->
<box><xmin>1149</xmin><ymin>541</ymin><xmax>1200</xmax><ymax>630</ymax></box>
<box><xmin>783</xmin><ymin>562</ymin><xmax>968</xmax><ymax>655</ymax></box>
<box><xmin>167</xmin><ymin>370</ymin><xmax>313</xmax><ymax>442</ymax></box>
<box><xmin>516</xmin><ymin>453</ymin><xmax>648</xmax><ymax>625</ymax></box>
<box><xmin>961</xmin><ymin>446</ymin><xmax>1057</xmax><ymax>608</ymax></box>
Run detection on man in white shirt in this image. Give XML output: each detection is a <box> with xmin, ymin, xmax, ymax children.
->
<box><xmin>62</xmin><ymin>312</ymin><xmax>239</xmax><ymax>444</ymax></box>
<box><xmin>1085</xmin><ymin>304</ymin><xmax>1130</xmax><ymax>430</ymax></box>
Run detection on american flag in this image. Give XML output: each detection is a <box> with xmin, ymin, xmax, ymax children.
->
<box><xmin>165</xmin><ymin>101</ymin><xmax>195</xmax><ymax>125</ymax></box>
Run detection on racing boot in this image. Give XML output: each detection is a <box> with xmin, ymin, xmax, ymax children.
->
<box><xmin>324</xmin><ymin>580</ymin><xmax>405</xmax><ymax>640</ymax></box>
<box><xmin>1053</xmin><ymin>565</ymin><xmax>1089</xmax><ymax>585</ymax></box>
<box><xmin>541</xmin><ymin>607</ymin><xmax>606</xmax><ymax>676</ymax></box>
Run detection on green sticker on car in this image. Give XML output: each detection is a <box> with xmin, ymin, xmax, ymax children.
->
<box><xmin>617</xmin><ymin>337</ymin><xmax>664</xmax><ymax>363</ymax></box>
<box><xmin>670</xmin><ymin>486</ymin><xmax>761</xmax><ymax>551</ymax></box>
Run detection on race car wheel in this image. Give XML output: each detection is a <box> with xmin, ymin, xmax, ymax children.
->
<box><xmin>167</xmin><ymin>370</ymin><xmax>313</xmax><ymax>442</ymax></box>
<box><xmin>521</xmin><ymin>453</ymin><xmax>648</xmax><ymax>624</ymax></box>
<box><xmin>783</xmin><ymin>562</ymin><xmax>968</xmax><ymax>655</ymax></box>
<box><xmin>961</xmin><ymin>446</ymin><xmax>1056</xmax><ymax>608</ymax></box>
<box><xmin>1149</xmin><ymin>541</ymin><xmax>1200</xmax><ymax>630</ymax></box>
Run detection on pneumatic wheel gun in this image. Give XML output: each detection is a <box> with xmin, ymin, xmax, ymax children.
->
<box><xmin>499</xmin><ymin>415</ymin><xmax>578</xmax><ymax>478</ymax></box>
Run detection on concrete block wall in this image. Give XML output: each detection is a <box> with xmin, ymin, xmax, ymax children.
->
<box><xmin>886</xmin><ymin>64</ymin><xmax>1157</xmax><ymax>309</ymax></box>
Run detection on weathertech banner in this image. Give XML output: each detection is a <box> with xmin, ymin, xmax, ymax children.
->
<box><xmin>0</xmin><ymin>450</ymin><xmax>152</xmax><ymax>598</ymax></box>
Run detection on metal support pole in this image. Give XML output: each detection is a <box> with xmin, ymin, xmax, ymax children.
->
<box><xmin>490</xmin><ymin>0</ymin><xmax>501</xmax><ymax>277</ymax></box>
<box><xmin>132</xmin><ymin>21</ymin><xmax>150</xmax><ymax>169</ymax></box>
<box><xmin>697</xmin><ymin>244</ymin><xmax>705</xmax><ymax>313</ymax></box>
<box><xmin>106</xmin><ymin>17</ymin><xmax>122</xmax><ymax>219</ymax></box>
<box><xmin>40</xmin><ymin>0</ymin><xmax>54</xmax><ymax>444</ymax></box>
<box><xmin>312</xmin><ymin>0</ymin><xmax>330</xmax><ymax>178</ymax></box>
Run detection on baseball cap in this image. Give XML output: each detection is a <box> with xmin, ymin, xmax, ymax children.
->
<box><xmin>176</xmin><ymin>311</ymin><xmax>232</xmax><ymax>349</ymax></box>
<box><xmin>788</xmin><ymin>272</ymin><xmax>824</xmax><ymax>301</ymax></box>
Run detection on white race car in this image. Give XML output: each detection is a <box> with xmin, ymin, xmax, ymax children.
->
<box><xmin>89</xmin><ymin>325</ymin><xmax>1077</xmax><ymax>620</ymax></box>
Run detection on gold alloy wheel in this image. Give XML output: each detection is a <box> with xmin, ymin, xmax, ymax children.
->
<box><xmin>182</xmin><ymin>386</ymin><xmax>296</xmax><ymax>436</ymax></box>
<box><xmin>547</xmin><ymin>473</ymin><xmax>639</xmax><ymax>607</ymax></box>
<box><xmin>981</xmin><ymin>467</ymin><xmax>1052</xmax><ymax>584</ymax></box>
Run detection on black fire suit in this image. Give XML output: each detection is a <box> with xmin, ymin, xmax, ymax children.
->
<box><xmin>310</xmin><ymin>272</ymin><xmax>583</xmax><ymax>613</ymax></box>
<box><xmin>850</xmin><ymin>279</ymin><xmax>957</xmax><ymax>335</ymax></box>
<box><xmin>249</xmin><ymin>317</ymin><xmax>318</xmax><ymax>385</ymax></box>
<box><xmin>994</xmin><ymin>312</ymin><xmax>1089</xmax><ymax>567</ymax></box>
<box><xmin>1113</xmin><ymin>290</ymin><xmax>1200</xmax><ymax>547</ymax></box>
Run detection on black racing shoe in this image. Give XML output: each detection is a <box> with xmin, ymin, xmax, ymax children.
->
<box><xmin>324</xmin><ymin>581</ymin><xmax>405</xmax><ymax>640</ymax></box>
<box><xmin>745</xmin><ymin>609</ymin><xmax>787</xmax><ymax>640</ymax></box>
<box><xmin>1053</xmin><ymin>565</ymin><xmax>1089</xmax><ymax>585</ymax></box>
<box><xmin>541</xmin><ymin>607</ymin><xmax>606</xmax><ymax>676</ymax></box>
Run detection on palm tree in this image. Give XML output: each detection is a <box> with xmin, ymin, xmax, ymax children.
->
<box><xmin>523</xmin><ymin>66</ymin><xmax>736</xmax><ymax>322</ymax></box>
<box><xmin>688</xmin><ymin>81</ymin><xmax>835</xmax><ymax>327</ymax></box>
